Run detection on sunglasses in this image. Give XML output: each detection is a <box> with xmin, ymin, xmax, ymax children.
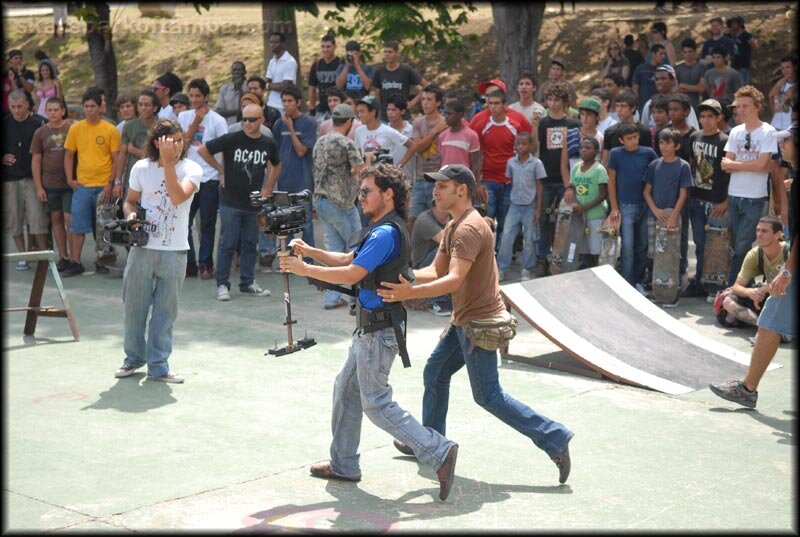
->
<box><xmin>241</xmin><ymin>117</ymin><xmax>261</xmax><ymax>123</ymax></box>
<box><xmin>357</xmin><ymin>187</ymin><xmax>374</xmax><ymax>198</ymax></box>
<box><xmin>744</xmin><ymin>132</ymin><xmax>751</xmax><ymax>151</ymax></box>
<box><xmin>153</xmin><ymin>84</ymin><xmax>167</xmax><ymax>91</ymax></box>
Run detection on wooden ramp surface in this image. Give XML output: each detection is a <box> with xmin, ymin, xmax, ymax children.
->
<box><xmin>500</xmin><ymin>265</ymin><xmax>779</xmax><ymax>395</ymax></box>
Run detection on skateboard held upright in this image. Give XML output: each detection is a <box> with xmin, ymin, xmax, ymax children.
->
<box><xmin>651</xmin><ymin>208</ymin><xmax>681</xmax><ymax>305</ymax></box>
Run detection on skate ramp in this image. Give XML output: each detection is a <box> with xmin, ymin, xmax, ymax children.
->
<box><xmin>500</xmin><ymin>265</ymin><xmax>780</xmax><ymax>395</ymax></box>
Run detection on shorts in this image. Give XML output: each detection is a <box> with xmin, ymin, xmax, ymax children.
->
<box><xmin>757</xmin><ymin>277</ymin><xmax>796</xmax><ymax>337</ymax></box>
<box><xmin>3</xmin><ymin>179</ymin><xmax>50</xmax><ymax>235</ymax></box>
<box><xmin>582</xmin><ymin>217</ymin><xmax>603</xmax><ymax>255</ymax></box>
<box><xmin>44</xmin><ymin>187</ymin><xmax>73</xmax><ymax>214</ymax></box>
<box><xmin>70</xmin><ymin>185</ymin><xmax>105</xmax><ymax>234</ymax></box>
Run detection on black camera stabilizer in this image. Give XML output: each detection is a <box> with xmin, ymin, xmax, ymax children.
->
<box><xmin>250</xmin><ymin>190</ymin><xmax>316</xmax><ymax>356</ymax></box>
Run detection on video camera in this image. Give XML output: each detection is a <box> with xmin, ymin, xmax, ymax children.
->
<box><xmin>103</xmin><ymin>206</ymin><xmax>150</xmax><ymax>247</ymax></box>
<box><xmin>250</xmin><ymin>189</ymin><xmax>312</xmax><ymax>236</ymax></box>
<box><xmin>374</xmin><ymin>148</ymin><xmax>394</xmax><ymax>165</ymax></box>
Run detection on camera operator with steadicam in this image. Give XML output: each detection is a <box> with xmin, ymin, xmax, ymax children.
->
<box><xmin>113</xmin><ymin>119</ymin><xmax>202</xmax><ymax>384</ymax></box>
<box><xmin>278</xmin><ymin>162</ymin><xmax>460</xmax><ymax>500</ymax></box>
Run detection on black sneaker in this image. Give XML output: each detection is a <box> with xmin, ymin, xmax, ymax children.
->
<box><xmin>61</xmin><ymin>261</ymin><xmax>85</xmax><ymax>277</ymax></box>
<box><xmin>186</xmin><ymin>263</ymin><xmax>198</xmax><ymax>278</ymax></box>
<box><xmin>95</xmin><ymin>262</ymin><xmax>110</xmax><ymax>274</ymax></box>
<box><xmin>56</xmin><ymin>258</ymin><xmax>71</xmax><ymax>272</ymax></box>
<box><xmin>680</xmin><ymin>285</ymin><xmax>707</xmax><ymax>298</ymax></box>
<box><xmin>708</xmin><ymin>380</ymin><xmax>758</xmax><ymax>408</ymax></box>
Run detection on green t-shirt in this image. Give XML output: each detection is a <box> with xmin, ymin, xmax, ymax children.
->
<box><xmin>570</xmin><ymin>160</ymin><xmax>609</xmax><ymax>221</ymax></box>
<box><xmin>121</xmin><ymin>119</ymin><xmax>152</xmax><ymax>187</ymax></box>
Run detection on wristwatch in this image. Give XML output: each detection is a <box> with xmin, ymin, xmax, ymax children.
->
<box><xmin>778</xmin><ymin>264</ymin><xmax>792</xmax><ymax>279</ymax></box>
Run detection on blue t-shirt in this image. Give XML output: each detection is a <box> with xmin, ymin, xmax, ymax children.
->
<box><xmin>644</xmin><ymin>157</ymin><xmax>692</xmax><ymax>214</ymax></box>
<box><xmin>333</xmin><ymin>64</ymin><xmax>376</xmax><ymax>99</ymax></box>
<box><xmin>607</xmin><ymin>145</ymin><xmax>658</xmax><ymax>205</ymax></box>
<box><xmin>352</xmin><ymin>224</ymin><xmax>400</xmax><ymax>310</ymax></box>
<box><xmin>272</xmin><ymin>114</ymin><xmax>317</xmax><ymax>193</ymax></box>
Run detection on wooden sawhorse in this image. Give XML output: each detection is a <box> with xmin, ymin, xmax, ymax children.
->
<box><xmin>4</xmin><ymin>250</ymin><xmax>80</xmax><ymax>340</ymax></box>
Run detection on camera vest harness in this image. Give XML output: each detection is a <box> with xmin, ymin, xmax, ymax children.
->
<box><xmin>308</xmin><ymin>209</ymin><xmax>414</xmax><ymax>367</ymax></box>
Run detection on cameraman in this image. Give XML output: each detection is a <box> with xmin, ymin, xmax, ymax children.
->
<box><xmin>114</xmin><ymin>119</ymin><xmax>202</xmax><ymax>383</ymax></box>
<box><xmin>278</xmin><ymin>163</ymin><xmax>460</xmax><ymax>501</ymax></box>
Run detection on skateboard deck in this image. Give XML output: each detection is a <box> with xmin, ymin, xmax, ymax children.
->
<box><xmin>597</xmin><ymin>224</ymin><xmax>620</xmax><ymax>266</ymax></box>
<box><xmin>96</xmin><ymin>193</ymin><xmax>122</xmax><ymax>271</ymax></box>
<box><xmin>700</xmin><ymin>224</ymin><xmax>731</xmax><ymax>294</ymax></box>
<box><xmin>651</xmin><ymin>208</ymin><xmax>681</xmax><ymax>305</ymax></box>
<box><xmin>548</xmin><ymin>200</ymin><xmax>586</xmax><ymax>275</ymax></box>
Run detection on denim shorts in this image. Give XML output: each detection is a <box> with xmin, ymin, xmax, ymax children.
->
<box><xmin>757</xmin><ymin>278</ymin><xmax>796</xmax><ymax>337</ymax></box>
<box><xmin>70</xmin><ymin>185</ymin><xmax>105</xmax><ymax>233</ymax></box>
<box><xmin>45</xmin><ymin>187</ymin><xmax>72</xmax><ymax>214</ymax></box>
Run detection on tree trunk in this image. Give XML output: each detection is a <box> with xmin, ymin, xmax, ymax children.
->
<box><xmin>86</xmin><ymin>3</ymin><xmax>118</xmax><ymax>120</ymax></box>
<box><xmin>491</xmin><ymin>4</ymin><xmax>545</xmax><ymax>103</ymax></box>
<box><xmin>261</xmin><ymin>5</ymin><xmax>305</xmax><ymax>111</ymax></box>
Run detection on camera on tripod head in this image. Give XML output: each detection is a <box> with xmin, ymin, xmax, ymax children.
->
<box><xmin>373</xmin><ymin>148</ymin><xmax>394</xmax><ymax>165</ymax></box>
<box><xmin>250</xmin><ymin>189</ymin><xmax>312</xmax><ymax>236</ymax></box>
<box><xmin>103</xmin><ymin>206</ymin><xmax>150</xmax><ymax>247</ymax></box>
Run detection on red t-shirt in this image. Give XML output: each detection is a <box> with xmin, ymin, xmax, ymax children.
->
<box><xmin>469</xmin><ymin>109</ymin><xmax>532</xmax><ymax>184</ymax></box>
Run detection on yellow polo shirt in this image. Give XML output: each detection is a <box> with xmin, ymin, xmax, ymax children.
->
<box><xmin>63</xmin><ymin>119</ymin><xmax>121</xmax><ymax>187</ymax></box>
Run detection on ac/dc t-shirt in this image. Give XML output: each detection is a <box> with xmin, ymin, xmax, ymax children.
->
<box><xmin>537</xmin><ymin>115</ymin><xmax>580</xmax><ymax>185</ymax></box>
<box><xmin>204</xmin><ymin>130</ymin><xmax>280</xmax><ymax>211</ymax></box>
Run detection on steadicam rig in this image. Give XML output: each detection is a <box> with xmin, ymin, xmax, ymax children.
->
<box><xmin>250</xmin><ymin>190</ymin><xmax>316</xmax><ymax>356</ymax></box>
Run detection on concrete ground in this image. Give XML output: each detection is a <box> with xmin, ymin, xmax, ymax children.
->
<box><xmin>2</xmin><ymin>222</ymin><xmax>797</xmax><ymax>532</ymax></box>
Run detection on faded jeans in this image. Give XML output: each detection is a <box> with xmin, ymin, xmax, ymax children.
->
<box><xmin>485</xmin><ymin>181</ymin><xmax>511</xmax><ymax>254</ymax></box>
<box><xmin>421</xmin><ymin>324</ymin><xmax>573</xmax><ymax>459</ymax></box>
<box><xmin>727</xmin><ymin>195</ymin><xmax>769</xmax><ymax>285</ymax></box>
<box><xmin>329</xmin><ymin>327</ymin><xmax>455</xmax><ymax>479</ymax></box>
<box><xmin>122</xmin><ymin>247</ymin><xmax>187</xmax><ymax>378</ymax></box>
<box><xmin>497</xmin><ymin>202</ymin><xmax>538</xmax><ymax>273</ymax></box>
<box><xmin>314</xmin><ymin>196</ymin><xmax>361</xmax><ymax>306</ymax></box>
<box><xmin>619</xmin><ymin>202</ymin><xmax>649</xmax><ymax>286</ymax></box>
<box><xmin>688</xmin><ymin>198</ymin><xmax>731</xmax><ymax>290</ymax></box>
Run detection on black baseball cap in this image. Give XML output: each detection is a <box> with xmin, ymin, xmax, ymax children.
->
<box><xmin>424</xmin><ymin>164</ymin><xmax>476</xmax><ymax>192</ymax></box>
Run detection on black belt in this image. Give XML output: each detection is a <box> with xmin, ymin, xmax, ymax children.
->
<box><xmin>355</xmin><ymin>302</ymin><xmax>411</xmax><ymax>368</ymax></box>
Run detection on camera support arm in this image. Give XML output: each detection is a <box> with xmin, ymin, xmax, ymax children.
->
<box><xmin>269</xmin><ymin>234</ymin><xmax>317</xmax><ymax>356</ymax></box>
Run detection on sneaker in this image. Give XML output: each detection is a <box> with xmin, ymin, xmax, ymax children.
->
<box><xmin>679</xmin><ymin>273</ymin><xmax>689</xmax><ymax>292</ymax></box>
<box><xmin>199</xmin><ymin>264</ymin><xmax>215</xmax><ymax>280</ymax></box>
<box><xmin>259</xmin><ymin>253</ymin><xmax>275</xmax><ymax>273</ymax></box>
<box><xmin>217</xmin><ymin>284</ymin><xmax>231</xmax><ymax>301</ymax></box>
<box><xmin>429</xmin><ymin>302</ymin><xmax>452</xmax><ymax>317</ymax></box>
<box><xmin>324</xmin><ymin>298</ymin><xmax>348</xmax><ymax>310</ymax></box>
<box><xmin>114</xmin><ymin>364</ymin><xmax>139</xmax><ymax>378</ymax></box>
<box><xmin>61</xmin><ymin>261</ymin><xmax>85</xmax><ymax>277</ymax></box>
<box><xmin>635</xmin><ymin>283</ymin><xmax>648</xmax><ymax>296</ymax></box>
<box><xmin>95</xmin><ymin>262</ymin><xmax>110</xmax><ymax>274</ymax></box>
<box><xmin>706</xmin><ymin>294</ymin><xmax>717</xmax><ymax>304</ymax></box>
<box><xmin>708</xmin><ymin>380</ymin><xmax>757</xmax><ymax>408</ymax></box>
<box><xmin>16</xmin><ymin>260</ymin><xmax>29</xmax><ymax>271</ymax></box>
<box><xmin>186</xmin><ymin>263</ymin><xmax>198</xmax><ymax>278</ymax></box>
<box><xmin>520</xmin><ymin>269</ymin><xmax>533</xmax><ymax>281</ymax></box>
<box><xmin>56</xmin><ymin>258</ymin><xmax>71</xmax><ymax>272</ymax></box>
<box><xmin>780</xmin><ymin>334</ymin><xmax>793</xmax><ymax>344</ymax></box>
<box><xmin>240</xmin><ymin>283</ymin><xmax>271</xmax><ymax>297</ymax></box>
<box><xmin>680</xmin><ymin>285</ymin><xmax>707</xmax><ymax>298</ymax></box>
<box><xmin>147</xmin><ymin>372</ymin><xmax>185</xmax><ymax>383</ymax></box>
<box><xmin>534</xmin><ymin>260</ymin><xmax>548</xmax><ymax>278</ymax></box>
<box><xmin>662</xmin><ymin>298</ymin><xmax>680</xmax><ymax>308</ymax></box>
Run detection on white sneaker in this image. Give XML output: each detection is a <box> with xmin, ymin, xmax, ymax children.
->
<box><xmin>520</xmin><ymin>269</ymin><xmax>532</xmax><ymax>281</ymax></box>
<box><xmin>706</xmin><ymin>294</ymin><xmax>716</xmax><ymax>304</ymax></box>
<box><xmin>16</xmin><ymin>260</ymin><xmax>29</xmax><ymax>271</ymax></box>
<box><xmin>635</xmin><ymin>283</ymin><xmax>648</xmax><ymax>296</ymax></box>
<box><xmin>240</xmin><ymin>283</ymin><xmax>271</xmax><ymax>297</ymax></box>
<box><xmin>217</xmin><ymin>285</ymin><xmax>231</xmax><ymax>301</ymax></box>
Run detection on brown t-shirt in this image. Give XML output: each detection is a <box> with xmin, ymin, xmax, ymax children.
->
<box><xmin>29</xmin><ymin>121</ymin><xmax>73</xmax><ymax>189</ymax></box>
<box><xmin>440</xmin><ymin>208</ymin><xmax>506</xmax><ymax>326</ymax></box>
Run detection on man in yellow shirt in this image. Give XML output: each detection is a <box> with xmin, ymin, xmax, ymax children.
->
<box><xmin>63</xmin><ymin>87</ymin><xmax>121</xmax><ymax>276</ymax></box>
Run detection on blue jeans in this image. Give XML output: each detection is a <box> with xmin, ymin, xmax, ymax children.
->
<box><xmin>122</xmin><ymin>247</ymin><xmax>187</xmax><ymax>377</ymax></box>
<box><xmin>216</xmin><ymin>205</ymin><xmax>259</xmax><ymax>290</ymax></box>
<box><xmin>329</xmin><ymin>327</ymin><xmax>456</xmax><ymax>479</ymax></box>
<box><xmin>619</xmin><ymin>203</ymin><xmax>649</xmax><ymax>286</ymax></box>
<box><xmin>260</xmin><ymin>199</ymin><xmax>315</xmax><ymax>255</ymax></box>
<box><xmin>536</xmin><ymin>183</ymin><xmax>565</xmax><ymax>263</ymax></box>
<box><xmin>497</xmin><ymin>202</ymin><xmax>538</xmax><ymax>272</ymax></box>
<box><xmin>421</xmin><ymin>324</ymin><xmax>573</xmax><ymax>459</ymax></box>
<box><xmin>688</xmin><ymin>198</ymin><xmax>731</xmax><ymax>289</ymax></box>
<box><xmin>314</xmin><ymin>196</ymin><xmax>361</xmax><ymax>306</ymax></box>
<box><xmin>738</xmin><ymin>68</ymin><xmax>750</xmax><ymax>85</ymax></box>
<box><xmin>187</xmin><ymin>180</ymin><xmax>219</xmax><ymax>268</ymax></box>
<box><xmin>485</xmin><ymin>181</ymin><xmax>512</xmax><ymax>254</ymax></box>
<box><xmin>727</xmin><ymin>195</ymin><xmax>769</xmax><ymax>285</ymax></box>
<box><xmin>411</xmin><ymin>179</ymin><xmax>435</xmax><ymax>218</ymax></box>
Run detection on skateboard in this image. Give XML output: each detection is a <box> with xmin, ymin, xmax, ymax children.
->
<box><xmin>700</xmin><ymin>224</ymin><xmax>732</xmax><ymax>294</ymax></box>
<box><xmin>96</xmin><ymin>193</ymin><xmax>123</xmax><ymax>273</ymax></box>
<box><xmin>651</xmin><ymin>208</ymin><xmax>681</xmax><ymax>305</ymax></box>
<box><xmin>597</xmin><ymin>224</ymin><xmax>620</xmax><ymax>266</ymax></box>
<box><xmin>548</xmin><ymin>199</ymin><xmax>586</xmax><ymax>275</ymax></box>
